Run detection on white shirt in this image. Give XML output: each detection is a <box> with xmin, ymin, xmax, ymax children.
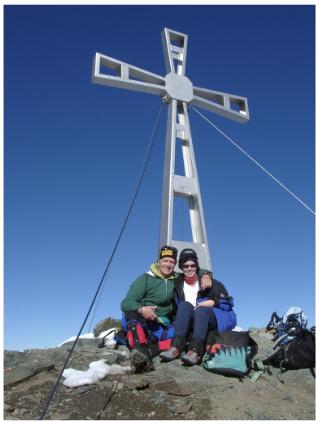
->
<box><xmin>183</xmin><ymin>281</ymin><xmax>199</xmax><ymax>306</ymax></box>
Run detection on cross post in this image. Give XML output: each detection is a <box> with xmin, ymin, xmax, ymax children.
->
<box><xmin>92</xmin><ymin>27</ymin><xmax>250</xmax><ymax>270</ymax></box>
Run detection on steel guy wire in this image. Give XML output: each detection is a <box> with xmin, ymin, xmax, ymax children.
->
<box><xmin>39</xmin><ymin>102</ymin><xmax>165</xmax><ymax>420</ymax></box>
<box><xmin>192</xmin><ymin>106</ymin><xmax>315</xmax><ymax>216</ymax></box>
<box><xmin>86</xmin><ymin>102</ymin><xmax>165</xmax><ymax>333</ymax></box>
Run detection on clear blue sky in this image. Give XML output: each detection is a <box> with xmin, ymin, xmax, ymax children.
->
<box><xmin>4</xmin><ymin>5</ymin><xmax>315</xmax><ymax>351</ymax></box>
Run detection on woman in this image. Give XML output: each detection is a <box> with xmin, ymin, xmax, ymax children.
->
<box><xmin>160</xmin><ymin>248</ymin><xmax>236</xmax><ymax>366</ymax></box>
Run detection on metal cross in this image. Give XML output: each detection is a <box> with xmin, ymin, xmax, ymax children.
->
<box><xmin>92</xmin><ymin>28</ymin><xmax>249</xmax><ymax>270</ymax></box>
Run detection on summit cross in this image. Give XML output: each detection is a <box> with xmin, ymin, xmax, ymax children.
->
<box><xmin>92</xmin><ymin>28</ymin><xmax>250</xmax><ymax>270</ymax></box>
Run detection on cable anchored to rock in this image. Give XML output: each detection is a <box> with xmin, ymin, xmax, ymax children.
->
<box><xmin>39</xmin><ymin>103</ymin><xmax>165</xmax><ymax>420</ymax></box>
<box><xmin>192</xmin><ymin>106</ymin><xmax>315</xmax><ymax>216</ymax></box>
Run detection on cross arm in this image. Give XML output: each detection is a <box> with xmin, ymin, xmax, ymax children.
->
<box><xmin>92</xmin><ymin>53</ymin><xmax>166</xmax><ymax>96</ymax></box>
<box><xmin>192</xmin><ymin>86</ymin><xmax>250</xmax><ymax>123</ymax></box>
<box><xmin>161</xmin><ymin>28</ymin><xmax>188</xmax><ymax>76</ymax></box>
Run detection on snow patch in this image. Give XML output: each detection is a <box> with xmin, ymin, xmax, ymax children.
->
<box><xmin>62</xmin><ymin>359</ymin><xmax>131</xmax><ymax>388</ymax></box>
<box><xmin>58</xmin><ymin>328</ymin><xmax>117</xmax><ymax>347</ymax></box>
<box><xmin>232</xmin><ymin>326</ymin><xmax>244</xmax><ymax>332</ymax></box>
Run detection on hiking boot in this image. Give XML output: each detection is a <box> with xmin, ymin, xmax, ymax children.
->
<box><xmin>130</xmin><ymin>349</ymin><xmax>153</xmax><ymax>373</ymax></box>
<box><xmin>182</xmin><ymin>337</ymin><xmax>204</xmax><ymax>366</ymax></box>
<box><xmin>181</xmin><ymin>350</ymin><xmax>201</xmax><ymax>366</ymax></box>
<box><xmin>159</xmin><ymin>346</ymin><xmax>181</xmax><ymax>362</ymax></box>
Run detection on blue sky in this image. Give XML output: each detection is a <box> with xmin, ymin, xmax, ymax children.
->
<box><xmin>4</xmin><ymin>5</ymin><xmax>315</xmax><ymax>351</ymax></box>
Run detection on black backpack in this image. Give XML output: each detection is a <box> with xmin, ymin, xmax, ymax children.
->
<box><xmin>262</xmin><ymin>327</ymin><xmax>315</xmax><ymax>380</ymax></box>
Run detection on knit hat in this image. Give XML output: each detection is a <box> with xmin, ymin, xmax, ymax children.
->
<box><xmin>179</xmin><ymin>248</ymin><xmax>199</xmax><ymax>270</ymax></box>
<box><xmin>159</xmin><ymin>245</ymin><xmax>178</xmax><ymax>261</ymax></box>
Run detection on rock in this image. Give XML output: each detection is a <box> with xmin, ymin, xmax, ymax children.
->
<box><xmin>168</xmin><ymin>401</ymin><xmax>192</xmax><ymax>414</ymax></box>
<box><xmin>245</xmin><ymin>408</ymin><xmax>273</xmax><ymax>419</ymax></box>
<box><xmin>61</xmin><ymin>338</ymin><xmax>100</xmax><ymax>349</ymax></box>
<box><xmin>4</xmin><ymin>363</ymin><xmax>54</xmax><ymax>388</ymax></box>
<box><xmin>120</xmin><ymin>375</ymin><xmax>150</xmax><ymax>390</ymax></box>
<box><xmin>49</xmin><ymin>412</ymin><xmax>71</xmax><ymax>420</ymax></box>
<box><xmin>93</xmin><ymin>318</ymin><xmax>121</xmax><ymax>337</ymax></box>
<box><xmin>4</xmin><ymin>351</ymin><xmax>24</xmax><ymax>365</ymax></box>
<box><xmin>4</xmin><ymin>366</ymin><xmax>35</xmax><ymax>388</ymax></box>
<box><xmin>3</xmin><ymin>326</ymin><xmax>316</xmax><ymax>420</ymax></box>
<box><xmin>115</xmin><ymin>350</ymin><xmax>130</xmax><ymax>363</ymax></box>
<box><xmin>4</xmin><ymin>403</ymin><xmax>14</xmax><ymax>412</ymax></box>
<box><xmin>76</xmin><ymin>385</ymin><xmax>91</xmax><ymax>394</ymax></box>
<box><xmin>116</xmin><ymin>382</ymin><xmax>124</xmax><ymax>390</ymax></box>
<box><xmin>12</xmin><ymin>408</ymin><xmax>30</xmax><ymax>417</ymax></box>
<box><xmin>149</xmin><ymin>379</ymin><xmax>193</xmax><ymax>396</ymax></box>
<box><xmin>283</xmin><ymin>393</ymin><xmax>293</xmax><ymax>402</ymax></box>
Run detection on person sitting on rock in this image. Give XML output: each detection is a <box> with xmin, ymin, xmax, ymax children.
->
<box><xmin>120</xmin><ymin>245</ymin><xmax>212</xmax><ymax>373</ymax></box>
<box><xmin>159</xmin><ymin>248</ymin><xmax>236</xmax><ymax>366</ymax></box>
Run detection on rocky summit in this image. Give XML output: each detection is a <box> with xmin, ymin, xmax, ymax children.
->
<box><xmin>4</xmin><ymin>326</ymin><xmax>315</xmax><ymax>420</ymax></box>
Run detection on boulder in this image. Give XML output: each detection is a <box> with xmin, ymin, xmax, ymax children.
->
<box><xmin>93</xmin><ymin>317</ymin><xmax>121</xmax><ymax>337</ymax></box>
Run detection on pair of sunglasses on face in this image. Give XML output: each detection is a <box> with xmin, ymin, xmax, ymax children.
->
<box><xmin>182</xmin><ymin>263</ymin><xmax>196</xmax><ymax>269</ymax></box>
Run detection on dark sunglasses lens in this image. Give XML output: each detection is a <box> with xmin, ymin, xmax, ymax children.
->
<box><xmin>183</xmin><ymin>264</ymin><xmax>196</xmax><ymax>268</ymax></box>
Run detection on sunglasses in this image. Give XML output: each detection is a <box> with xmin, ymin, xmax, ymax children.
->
<box><xmin>182</xmin><ymin>263</ymin><xmax>197</xmax><ymax>269</ymax></box>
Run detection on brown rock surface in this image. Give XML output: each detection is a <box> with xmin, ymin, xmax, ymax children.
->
<box><xmin>4</xmin><ymin>328</ymin><xmax>315</xmax><ymax>420</ymax></box>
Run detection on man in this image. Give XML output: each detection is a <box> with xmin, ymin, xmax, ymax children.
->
<box><xmin>120</xmin><ymin>245</ymin><xmax>211</xmax><ymax>372</ymax></box>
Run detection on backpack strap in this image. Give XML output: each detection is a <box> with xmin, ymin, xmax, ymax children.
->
<box><xmin>248</xmin><ymin>358</ymin><xmax>267</xmax><ymax>382</ymax></box>
<box><xmin>98</xmin><ymin>328</ymin><xmax>118</xmax><ymax>348</ymax></box>
<box><xmin>273</xmin><ymin>333</ymin><xmax>289</xmax><ymax>349</ymax></box>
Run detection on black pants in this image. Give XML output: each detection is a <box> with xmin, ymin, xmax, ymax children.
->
<box><xmin>174</xmin><ymin>301</ymin><xmax>217</xmax><ymax>341</ymax></box>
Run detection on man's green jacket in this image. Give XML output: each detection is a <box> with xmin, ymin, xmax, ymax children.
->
<box><xmin>120</xmin><ymin>264</ymin><xmax>209</xmax><ymax>318</ymax></box>
<box><xmin>121</xmin><ymin>263</ymin><xmax>176</xmax><ymax>318</ymax></box>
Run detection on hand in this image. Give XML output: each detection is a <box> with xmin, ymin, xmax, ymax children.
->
<box><xmin>140</xmin><ymin>306</ymin><xmax>157</xmax><ymax>320</ymax></box>
<box><xmin>196</xmin><ymin>299</ymin><xmax>215</xmax><ymax>308</ymax></box>
<box><xmin>201</xmin><ymin>273</ymin><xmax>212</xmax><ymax>290</ymax></box>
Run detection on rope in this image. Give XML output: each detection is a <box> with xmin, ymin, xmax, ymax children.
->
<box><xmin>192</xmin><ymin>107</ymin><xmax>315</xmax><ymax>216</ymax></box>
<box><xmin>86</xmin><ymin>102</ymin><xmax>165</xmax><ymax>332</ymax></box>
<box><xmin>39</xmin><ymin>103</ymin><xmax>165</xmax><ymax>420</ymax></box>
